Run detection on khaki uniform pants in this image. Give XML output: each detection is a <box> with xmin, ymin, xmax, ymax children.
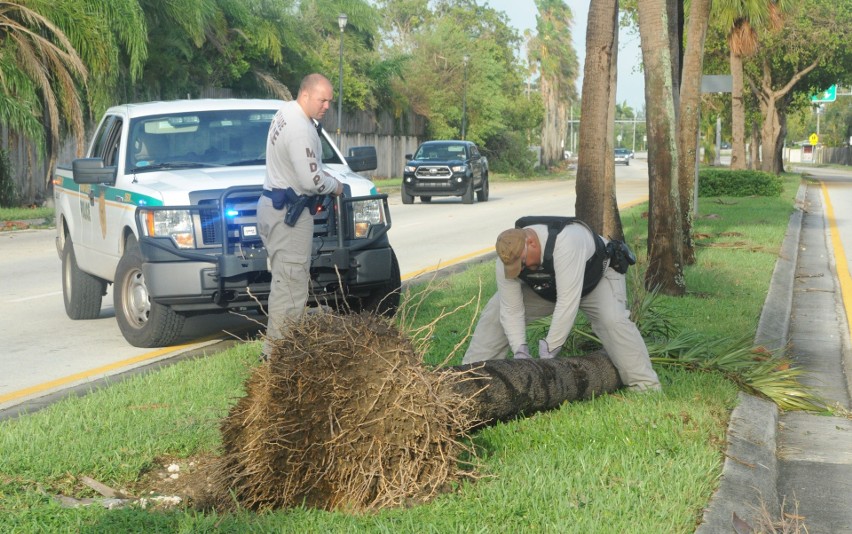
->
<box><xmin>257</xmin><ymin>196</ymin><xmax>313</xmax><ymax>355</ymax></box>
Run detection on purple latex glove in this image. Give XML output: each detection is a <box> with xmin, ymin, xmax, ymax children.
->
<box><xmin>539</xmin><ymin>339</ymin><xmax>561</xmax><ymax>359</ymax></box>
<box><xmin>514</xmin><ymin>344</ymin><xmax>531</xmax><ymax>359</ymax></box>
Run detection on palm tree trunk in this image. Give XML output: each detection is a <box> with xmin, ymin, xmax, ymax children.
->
<box><xmin>730</xmin><ymin>49</ymin><xmax>747</xmax><ymax>170</ymax></box>
<box><xmin>450</xmin><ymin>352</ymin><xmax>622</xmax><ymax>425</ymax></box>
<box><xmin>575</xmin><ymin>0</ymin><xmax>619</xmax><ymax>238</ymax></box>
<box><xmin>638</xmin><ymin>0</ymin><xmax>685</xmax><ymax>295</ymax></box>
<box><xmin>677</xmin><ymin>0</ymin><xmax>712</xmax><ymax>266</ymax></box>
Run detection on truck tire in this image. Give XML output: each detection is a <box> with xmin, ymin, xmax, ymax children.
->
<box><xmin>462</xmin><ymin>180</ymin><xmax>474</xmax><ymax>204</ymax></box>
<box><xmin>354</xmin><ymin>250</ymin><xmax>402</xmax><ymax>317</ymax></box>
<box><xmin>114</xmin><ymin>236</ymin><xmax>185</xmax><ymax>347</ymax></box>
<box><xmin>62</xmin><ymin>238</ymin><xmax>106</xmax><ymax>320</ymax></box>
<box><xmin>401</xmin><ymin>188</ymin><xmax>414</xmax><ymax>205</ymax></box>
<box><xmin>476</xmin><ymin>175</ymin><xmax>489</xmax><ymax>202</ymax></box>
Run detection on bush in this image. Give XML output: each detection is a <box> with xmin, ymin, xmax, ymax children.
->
<box><xmin>484</xmin><ymin>131</ymin><xmax>536</xmax><ymax>175</ymax></box>
<box><xmin>698</xmin><ymin>168</ymin><xmax>783</xmax><ymax>197</ymax></box>
<box><xmin>0</xmin><ymin>148</ymin><xmax>19</xmax><ymax>208</ymax></box>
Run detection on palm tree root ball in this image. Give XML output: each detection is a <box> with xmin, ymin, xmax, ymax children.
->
<box><xmin>212</xmin><ymin>312</ymin><xmax>479</xmax><ymax>512</ymax></box>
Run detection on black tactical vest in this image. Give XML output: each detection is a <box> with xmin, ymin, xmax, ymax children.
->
<box><xmin>514</xmin><ymin>216</ymin><xmax>608</xmax><ymax>301</ymax></box>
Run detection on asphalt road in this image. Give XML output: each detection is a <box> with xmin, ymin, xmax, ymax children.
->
<box><xmin>0</xmin><ymin>160</ymin><xmax>650</xmax><ymax>413</ymax></box>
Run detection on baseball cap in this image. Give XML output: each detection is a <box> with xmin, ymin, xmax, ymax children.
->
<box><xmin>496</xmin><ymin>228</ymin><xmax>526</xmax><ymax>278</ymax></box>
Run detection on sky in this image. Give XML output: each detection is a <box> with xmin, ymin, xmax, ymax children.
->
<box><xmin>483</xmin><ymin>0</ymin><xmax>646</xmax><ymax>113</ymax></box>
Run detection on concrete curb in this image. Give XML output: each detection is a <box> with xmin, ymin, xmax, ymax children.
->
<box><xmin>695</xmin><ymin>183</ymin><xmax>807</xmax><ymax>532</ymax></box>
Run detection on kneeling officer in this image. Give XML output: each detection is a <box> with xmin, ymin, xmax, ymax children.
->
<box><xmin>462</xmin><ymin>216</ymin><xmax>661</xmax><ymax>392</ymax></box>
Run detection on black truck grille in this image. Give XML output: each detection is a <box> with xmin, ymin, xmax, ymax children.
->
<box><xmin>196</xmin><ymin>191</ymin><xmax>333</xmax><ymax>247</ymax></box>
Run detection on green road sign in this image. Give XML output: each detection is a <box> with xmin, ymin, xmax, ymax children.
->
<box><xmin>811</xmin><ymin>85</ymin><xmax>837</xmax><ymax>103</ymax></box>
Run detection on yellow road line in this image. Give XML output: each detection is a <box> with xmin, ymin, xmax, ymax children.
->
<box><xmin>0</xmin><ymin>343</ymin><xmax>196</xmax><ymax>404</ymax></box>
<box><xmin>820</xmin><ymin>182</ymin><xmax>852</xmax><ymax>339</ymax></box>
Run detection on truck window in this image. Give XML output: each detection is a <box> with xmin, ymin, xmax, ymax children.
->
<box><xmin>90</xmin><ymin>116</ymin><xmax>123</xmax><ymax>165</ymax></box>
<box><xmin>126</xmin><ymin>110</ymin><xmax>276</xmax><ymax>171</ymax></box>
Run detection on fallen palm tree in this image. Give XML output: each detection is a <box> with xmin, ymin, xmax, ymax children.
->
<box><xmin>211</xmin><ymin>311</ymin><xmax>623</xmax><ymax>512</ymax></box>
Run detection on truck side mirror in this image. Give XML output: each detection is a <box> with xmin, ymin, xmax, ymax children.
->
<box><xmin>346</xmin><ymin>146</ymin><xmax>377</xmax><ymax>173</ymax></box>
<box><xmin>71</xmin><ymin>158</ymin><xmax>118</xmax><ymax>185</ymax></box>
<box><xmin>405</xmin><ymin>154</ymin><xmax>413</xmax><ymax>160</ymax></box>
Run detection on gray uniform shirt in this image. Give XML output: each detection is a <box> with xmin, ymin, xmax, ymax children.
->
<box><xmin>263</xmin><ymin>100</ymin><xmax>338</xmax><ymax>196</ymax></box>
<box><xmin>497</xmin><ymin>223</ymin><xmax>598</xmax><ymax>353</ymax></box>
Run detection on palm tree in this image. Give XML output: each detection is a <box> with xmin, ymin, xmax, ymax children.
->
<box><xmin>527</xmin><ymin>0</ymin><xmax>579</xmax><ymax>169</ymax></box>
<box><xmin>1</xmin><ymin>0</ymin><xmax>149</xmax><ymax>195</ymax></box>
<box><xmin>676</xmin><ymin>0</ymin><xmax>713</xmax><ymax>265</ymax></box>
<box><xmin>0</xmin><ymin>1</ymin><xmax>87</xmax><ymax>191</ymax></box>
<box><xmin>713</xmin><ymin>0</ymin><xmax>791</xmax><ymax>170</ymax></box>
<box><xmin>574</xmin><ymin>0</ymin><xmax>621</xmax><ymax>240</ymax></box>
<box><xmin>637</xmin><ymin>0</ymin><xmax>685</xmax><ymax>295</ymax></box>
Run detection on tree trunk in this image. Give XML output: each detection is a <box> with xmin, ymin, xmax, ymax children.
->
<box><xmin>638</xmin><ymin>0</ymin><xmax>685</xmax><ymax>296</ymax></box>
<box><xmin>750</xmin><ymin>121</ymin><xmax>761</xmax><ymax>170</ymax></box>
<box><xmin>676</xmin><ymin>0</ymin><xmax>712</xmax><ymax>266</ymax></box>
<box><xmin>730</xmin><ymin>49</ymin><xmax>747</xmax><ymax>170</ymax></box>
<box><xmin>541</xmin><ymin>76</ymin><xmax>568</xmax><ymax>168</ymax></box>
<box><xmin>575</xmin><ymin>0</ymin><xmax>620</xmax><ymax>238</ymax></box>
<box><xmin>755</xmin><ymin>57</ymin><xmax>820</xmax><ymax>175</ymax></box>
<box><xmin>450</xmin><ymin>352</ymin><xmax>622</xmax><ymax>425</ymax></box>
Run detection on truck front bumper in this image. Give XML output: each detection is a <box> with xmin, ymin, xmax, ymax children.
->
<box><xmin>140</xmin><ymin>244</ymin><xmax>395</xmax><ymax>313</ymax></box>
<box><xmin>403</xmin><ymin>173</ymin><xmax>471</xmax><ymax>196</ymax></box>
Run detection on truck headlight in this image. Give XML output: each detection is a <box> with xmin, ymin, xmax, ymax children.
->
<box><xmin>404</xmin><ymin>165</ymin><xmax>416</xmax><ymax>173</ymax></box>
<box><xmin>141</xmin><ymin>209</ymin><xmax>195</xmax><ymax>248</ymax></box>
<box><xmin>351</xmin><ymin>199</ymin><xmax>385</xmax><ymax>238</ymax></box>
<box><xmin>451</xmin><ymin>164</ymin><xmax>467</xmax><ymax>173</ymax></box>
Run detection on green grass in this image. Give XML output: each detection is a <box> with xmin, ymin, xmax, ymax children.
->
<box><xmin>0</xmin><ymin>173</ymin><xmax>804</xmax><ymax>533</ymax></box>
<box><xmin>0</xmin><ymin>206</ymin><xmax>53</xmax><ymax>225</ymax></box>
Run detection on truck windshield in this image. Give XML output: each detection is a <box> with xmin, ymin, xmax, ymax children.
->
<box><xmin>127</xmin><ymin>109</ymin><xmax>275</xmax><ymax>172</ymax></box>
<box><xmin>127</xmin><ymin>110</ymin><xmax>344</xmax><ymax>172</ymax></box>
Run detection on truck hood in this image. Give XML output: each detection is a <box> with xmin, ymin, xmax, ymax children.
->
<box><xmin>134</xmin><ymin>165</ymin><xmax>378</xmax><ymax>204</ymax></box>
<box><xmin>408</xmin><ymin>158</ymin><xmax>464</xmax><ymax>166</ymax></box>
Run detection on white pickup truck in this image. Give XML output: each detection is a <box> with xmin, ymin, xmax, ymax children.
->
<box><xmin>54</xmin><ymin>99</ymin><xmax>399</xmax><ymax>347</ymax></box>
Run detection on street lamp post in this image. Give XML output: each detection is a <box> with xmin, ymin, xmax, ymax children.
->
<box><xmin>461</xmin><ymin>54</ymin><xmax>469</xmax><ymax>140</ymax></box>
<box><xmin>337</xmin><ymin>13</ymin><xmax>347</xmax><ymax>146</ymax></box>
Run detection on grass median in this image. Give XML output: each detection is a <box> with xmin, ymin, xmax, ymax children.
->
<box><xmin>0</xmin><ymin>173</ymin><xmax>803</xmax><ymax>532</ymax></box>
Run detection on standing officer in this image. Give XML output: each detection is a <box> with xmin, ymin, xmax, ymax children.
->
<box><xmin>257</xmin><ymin>73</ymin><xmax>344</xmax><ymax>359</ymax></box>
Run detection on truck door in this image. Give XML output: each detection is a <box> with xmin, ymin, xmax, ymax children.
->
<box><xmin>469</xmin><ymin>144</ymin><xmax>483</xmax><ymax>184</ymax></box>
<box><xmin>77</xmin><ymin>115</ymin><xmax>123</xmax><ymax>271</ymax></box>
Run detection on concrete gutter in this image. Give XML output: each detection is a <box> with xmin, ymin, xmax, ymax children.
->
<box><xmin>695</xmin><ymin>183</ymin><xmax>806</xmax><ymax>532</ymax></box>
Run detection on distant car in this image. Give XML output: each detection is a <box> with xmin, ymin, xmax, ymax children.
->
<box><xmin>720</xmin><ymin>141</ymin><xmax>731</xmax><ymax>149</ymax></box>
<box><xmin>402</xmin><ymin>140</ymin><xmax>489</xmax><ymax>204</ymax></box>
<box><xmin>614</xmin><ymin>148</ymin><xmax>631</xmax><ymax>166</ymax></box>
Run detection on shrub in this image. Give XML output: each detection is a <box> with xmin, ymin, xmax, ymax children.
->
<box><xmin>0</xmin><ymin>148</ymin><xmax>19</xmax><ymax>208</ymax></box>
<box><xmin>485</xmin><ymin>131</ymin><xmax>536</xmax><ymax>175</ymax></box>
<box><xmin>698</xmin><ymin>168</ymin><xmax>783</xmax><ymax>197</ymax></box>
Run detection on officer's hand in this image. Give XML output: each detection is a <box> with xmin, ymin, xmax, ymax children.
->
<box><xmin>513</xmin><ymin>344</ymin><xmax>531</xmax><ymax>359</ymax></box>
<box><xmin>539</xmin><ymin>339</ymin><xmax>561</xmax><ymax>359</ymax></box>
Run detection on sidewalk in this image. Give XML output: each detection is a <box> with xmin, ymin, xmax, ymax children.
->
<box><xmin>698</xmin><ymin>181</ymin><xmax>852</xmax><ymax>533</ymax></box>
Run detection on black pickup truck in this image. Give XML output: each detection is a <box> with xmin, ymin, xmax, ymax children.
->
<box><xmin>402</xmin><ymin>140</ymin><xmax>489</xmax><ymax>204</ymax></box>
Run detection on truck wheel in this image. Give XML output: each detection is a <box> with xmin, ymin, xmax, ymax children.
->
<box><xmin>462</xmin><ymin>180</ymin><xmax>474</xmax><ymax>204</ymax></box>
<box><xmin>62</xmin><ymin>238</ymin><xmax>106</xmax><ymax>320</ymax></box>
<box><xmin>355</xmin><ymin>250</ymin><xmax>402</xmax><ymax>317</ymax></box>
<box><xmin>114</xmin><ymin>236</ymin><xmax>185</xmax><ymax>347</ymax></box>
<box><xmin>401</xmin><ymin>188</ymin><xmax>414</xmax><ymax>205</ymax></box>
<box><xmin>476</xmin><ymin>175</ymin><xmax>489</xmax><ymax>202</ymax></box>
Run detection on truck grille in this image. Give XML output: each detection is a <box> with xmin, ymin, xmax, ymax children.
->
<box><xmin>198</xmin><ymin>193</ymin><xmax>261</xmax><ymax>247</ymax></box>
<box><xmin>414</xmin><ymin>165</ymin><xmax>452</xmax><ymax>179</ymax></box>
<box><xmin>195</xmin><ymin>190</ymin><xmax>333</xmax><ymax>247</ymax></box>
